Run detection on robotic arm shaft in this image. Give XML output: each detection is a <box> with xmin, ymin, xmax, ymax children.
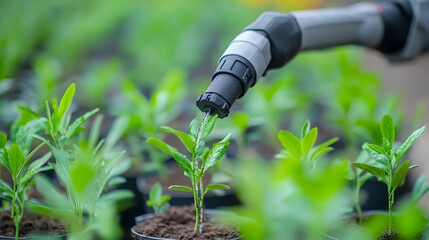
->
<box><xmin>196</xmin><ymin>0</ymin><xmax>429</xmax><ymax>118</ymax></box>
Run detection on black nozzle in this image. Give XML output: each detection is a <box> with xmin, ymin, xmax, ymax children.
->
<box><xmin>196</xmin><ymin>55</ymin><xmax>256</xmax><ymax>118</ymax></box>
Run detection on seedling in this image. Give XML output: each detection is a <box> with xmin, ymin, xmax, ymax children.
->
<box><xmin>26</xmin><ymin>84</ymin><xmax>132</xmax><ymax>239</ymax></box>
<box><xmin>0</xmin><ymin>121</ymin><xmax>51</xmax><ymax>239</ymax></box>
<box><xmin>353</xmin><ymin>115</ymin><xmax>425</xmax><ymax>234</ymax></box>
<box><xmin>147</xmin><ymin>113</ymin><xmax>231</xmax><ymax>233</ymax></box>
<box><xmin>146</xmin><ymin>182</ymin><xmax>171</xmax><ymax>217</ymax></box>
<box><xmin>276</xmin><ymin>120</ymin><xmax>338</xmax><ymax>168</ymax></box>
<box><xmin>347</xmin><ymin>150</ymin><xmax>373</xmax><ymax>224</ymax></box>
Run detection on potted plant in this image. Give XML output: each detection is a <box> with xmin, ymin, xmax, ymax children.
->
<box><xmin>131</xmin><ymin>114</ymin><xmax>240</xmax><ymax>240</ymax></box>
<box><xmin>0</xmin><ymin>120</ymin><xmax>66</xmax><ymax>239</ymax></box>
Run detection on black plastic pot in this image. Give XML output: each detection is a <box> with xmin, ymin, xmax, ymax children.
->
<box><xmin>137</xmin><ymin>174</ymin><xmax>240</xmax><ymax>214</ymax></box>
<box><xmin>131</xmin><ymin>209</ymin><xmax>241</xmax><ymax>240</ymax></box>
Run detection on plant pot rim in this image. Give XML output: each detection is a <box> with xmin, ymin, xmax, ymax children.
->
<box><xmin>131</xmin><ymin>209</ymin><xmax>241</xmax><ymax>240</ymax></box>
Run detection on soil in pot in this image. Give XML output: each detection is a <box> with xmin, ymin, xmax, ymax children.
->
<box><xmin>132</xmin><ymin>205</ymin><xmax>240</xmax><ymax>240</ymax></box>
<box><xmin>0</xmin><ymin>212</ymin><xmax>66</xmax><ymax>238</ymax></box>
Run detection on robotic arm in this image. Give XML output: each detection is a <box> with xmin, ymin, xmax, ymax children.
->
<box><xmin>196</xmin><ymin>0</ymin><xmax>429</xmax><ymax>118</ymax></box>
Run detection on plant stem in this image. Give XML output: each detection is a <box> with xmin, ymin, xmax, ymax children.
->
<box><xmin>387</xmin><ymin>157</ymin><xmax>393</xmax><ymax>235</ymax></box>
<box><xmin>355</xmin><ymin>176</ymin><xmax>363</xmax><ymax>224</ymax></box>
<box><xmin>199</xmin><ymin>176</ymin><xmax>204</xmax><ymax>234</ymax></box>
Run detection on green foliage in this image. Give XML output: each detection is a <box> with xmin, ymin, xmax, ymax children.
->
<box><xmin>146</xmin><ymin>182</ymin><xmax>171</xmax><ymax>217</ymax></box>
<box><xmin>119</xmin><ymin>69</ymin><xmax>186</xmax><ymax>176</ymax></box>
<box><xmin>147</xmin><ymin>114</ymin><xmax>231</xmax><ymax>233</ymax></box>
<box><xmin>21</xmin><ymin>84</ymin><xmax>133</xmax><ymax>239</ymax></box>
<box><xmin>353</xmin><ymin>115</ymin><xmax>426</xmax><ymax>234</ymax></box>
<box><xmin>411</xmin><ymin>175</ymin><xmax>429</xmax><ymax>208</ymax></box>
<box><xmin>276</xmin><ymin>120</ymin><xmax>338</xmax><ymax>168</ymax></box>
<box><xmin>0</xmin><ymin>121</ymin><xmax>51</xmax><ymax>239</ymax></box>
<box><xmin>347</xmin><ymin>150</ymin><xmax>373</xmax><ymax>223</ymax></box>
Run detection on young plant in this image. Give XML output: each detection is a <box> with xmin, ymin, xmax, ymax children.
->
<box><xmin>147</xmin><ymin>114</ymin><xmax>231</xmax><ymax>233</ymax></box>
<box><xmin>352</xmin><ymin>115</ymin><xmax>425</xmax><ymax>234</ymax></box>
<box><xmin>347</xmin><ymin>150</ymin><xmax>373</xmax><ymax>224</ymax></box>
<box><xmin>0</xmin><ymin>120</ymin><xmax>51</xmax><ymax>239</ymax></box>
<box><xmin>146</xmin><ymin>182</ymin><xmax>171</xmax><ymax>217</ymax></box>
<box><xmin>25</xmin><ymin>84</ymin><xmax>132</xmax><ymax>239</ymax></box>
<box><xmin>276</xmin><ymin>120</ymin><xmax>338</xmax><ymax>168</ymax></box>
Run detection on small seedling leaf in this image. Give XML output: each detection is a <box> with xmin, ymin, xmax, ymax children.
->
<box><xmin>8</xmin><ymin>144</ymin><xmax>25</xmax><ymax>176</ymax></box>
<box><xmin>352</xmin><ymin>163</ymin><xmax>386</xmax><ymax>181</ymax></box>
<box><xmin>147</xmin><ymin>138</ymin><xmax>176</xmax><ymax>156</ymax></box>
<box><xmin>392</xmin><ymin>160</ymin><xmax>410</xmax><ymax>190</ymax></box>
<box><xmin>366</xmin><ymin>144</ymin><xmax>385</xmax><ymax>155</ymax></box>
<box><xmin>57</xmin><ymin>84</ymin><xmax>75</xmax><ymax>123</ymax></box>
<box><xmin>301</xmin><ymin>128</ymin><xmax>317</xmax><ymax>157</ymax></box>
<box><xmin>200</xmin><ymin>114</ymin><xmax>218</xmax><ymax>140</ymax></box>
<box><xmin>169</xmin><ymin>185</ymin><xmax>193</xmax><ymax>194</ymax></box>
<box><xmin>311</xmin><ymin>137</ymin><xmax>338</xmax><ymax>161</ymax></box>
<box><xmin>0</xmin><ymin>132</ymin><xmax>6</xmax><ymax>149</ymax></box>
<box><xmin>160</xmin><ymin>195</ymin><xmax>171</xmax><ymax>203</ymax></box>
<box><xmin>19</xmin><ymin>153</ymin><xmax>52</xmax><ymax>187</ymax></box>
<box><xmin>150</xmin><ymin>183</ymin><xmax>162</xmax><ymax>203</ymax></box>
<box><xmin>0</xmin><ymin>179</ymin><xmax>13</xmax><ymax>195</ymax></box>
<box><xmin>65</xmin><ymin>108</ymin><xmax>99</xmax><ymax>139</ymax></box>
<box><xmin>381</xmin><ymin>115</ymin><xmax>395</xmax><ymax>145</ymax></box>
<box><xmin>396</xmin><ymin>126</ymin><xmax>426</xmax><ymax>160</ymax></box>
<box><xmin>363</xmin><ymin>144</ymin><xmax>389</xmax><ymax>166</ymax></box>
<box><xmin>278</xmin><ymin>130</ymin><xmax>301</xmax><ymax>159</ymax></box>
<box><xmin>204</xmin><ymin>184</ymin><xmax>230</xmax><ymax>195</ymax></box>
<box><xmin>189</xmin><ymin>119</ymin><xmax>200</xmax><ymax>139</ymax></box>
<box><xmin>301</xmin><ymin>120</ymin><xmax>310</xmax><ymax>139</ymax></box>
<box><xmin>203</xmin><ymin>134</ymin><xmax>231</xmax><ymax>172</ymax></box>
<box><xmin>161</xmin><ymin>126</ymin><xmax>195</xmax><ymax>154</ymax></box>
<box><xmin>172</xmin><ymin>152</ymin><xmax>192</xmax><ymax>176</ymax></box>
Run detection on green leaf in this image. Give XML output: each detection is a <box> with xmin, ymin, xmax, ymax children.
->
<box><xmin>161</xmin><ymin>126</ymin><xmax>195</xmax><ymax>154</ymax></box>
<box><xmin>8</xmin><ymin>144</ymin><xmax>25</xmax><ymax>176</ymax></box>
<box><xmin>310</xmin><ymin>137</ymin><xmax>338</xmax><ymax>161</ymax></box>
<box><xmin>381</xmin><ymin>115</ymin><xmax>395</xmax><ymax>145</ymax></box>
<box><xmin>70</xmin><ymin>162</ymin><xmax>95</xmax><ymax>196</ymax></box>
<box><xmin>363</xmin><ymin>144</ymin><xmax>389</xmax><ymax>166</ymax></box>
<box><xmin>0</xmin><ymin>132</ymin><xmax>6</xmax><ymax>148</ymax></box>
<box><xmin>65</xmin><ymin>108</ymin><xmax>99</xmax><ymax>139</ymax></box>
<box><xmin>352</xmin><ymin>163</ymin><xmax>386</xmax><ymax>181</ymax></box>
<box><xmin>366</xmin><ymin>144</ymin><xmax>385</xmax><ymax>155</ymax></box>
<box><xmin>278</xmin><ymin>130</ymin><xmax>301</xmax><ymax>159</ymax></box>
<box><xmin>172</xmin><ymin>152</ymin><xmax>192</xmax><ymax>176</ymax></box>
<box><xmin>392</xmin><ymin>160</ymin><xmax>410</xmax><ymax>190</ymax></box>
<box><xmin>204</xmin><ymin>184</ymin><xmax>230</xmax><ymax>195</ymax></box>
<box><xmin>147</xmin><ymin>138</ymin><xmax>179</xmax><ymax>158</ymax></box>
<box><xmin>301</xmin><ymin>128</ymin><xmax>317</xmax><ymax>156</ymax></box>
<box><xmin>150</xmin><ymin>183</ymin><xmax>162</xmax><ymax>203</ymax></box>
<box><xmin>203</xmin><ymin>134</ymin><xmax>231</xmax><ymax>172</ymax></box>
<box><xmin>189</xmin><ymin>119</ymin><xmax>200</xmax><ymax>138</ymax></box>
<box><xmin>169</xmin><ymin>185</ymin><xmax>193</xmax><ymax>194</ymax></box>
<box><xmin>0</xmin><ymin>179</ymin><xmax>13</xmax><ymax>195</ymax></box>
<box><xmin>200</xmin><ymin>114</ymin><xmax>218</xmax><ymax>140</ymax></box>
<box><xmin>301</xmin><ymin>120</ymin><xmax>310</xmax><ymax>139</ymax></box>
<box><xmin>160</xmin><ymin>195</ymin><xmax>171</xmax><ymax>203</ymax></box>
<box><xmin>395</xmin><ymin>126</ymin><xmax>426</xmax><ymax>160</ymax></box>
<box><xmin>18</xmin><ymin>153</ymin><xmax>52</xmax><ymax>187</ymax></box>
<box><xmin>57</xmin><ymin>84</ymin><xmax>75</xmax><ymax>122</ymax></box>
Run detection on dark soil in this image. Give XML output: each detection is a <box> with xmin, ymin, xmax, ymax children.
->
<box><xmin>0</xmin><ymin>212</ymin><xmax>66</xmax><ymax>237</ymax></box>
<box><xmin>133</xmin><ymin>206</ymin><xmax>240</xmax><ymax>240</ymax></box>
<box><xmin>379</xmin><ymin>231</ymin><xmax>400</xmax><ymax>240</ymax></box>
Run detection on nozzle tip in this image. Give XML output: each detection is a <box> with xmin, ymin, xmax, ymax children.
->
<box><xmin>196</xmin><ymin>93</ymin><xmax>230</xmax><ymax>118</ymax></box>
